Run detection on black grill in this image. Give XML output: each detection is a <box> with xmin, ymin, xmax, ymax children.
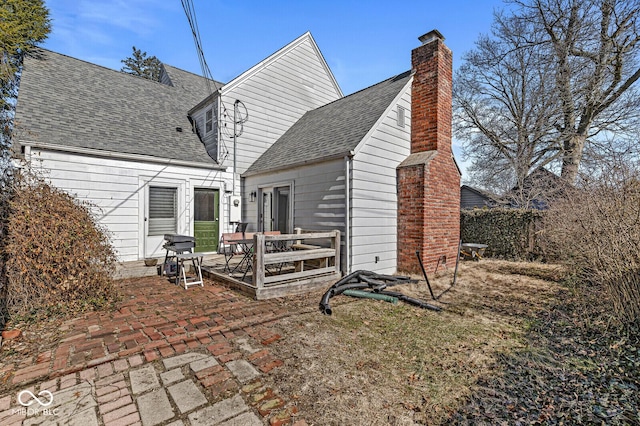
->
<box><xmin>164</xmin><ymin>234</ymin><xmax>196</xmax><ymax>244</ymax></box>
<box><xmin>163</xmin><ymin>234</ymin><xmax>196</xmax><ymax>253</ymax></box>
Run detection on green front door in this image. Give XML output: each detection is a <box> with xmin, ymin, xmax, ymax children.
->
<box><xmin>194</xmin><ymin>188</ymin><xmax>219</xmax><ymax>252</ymax></box>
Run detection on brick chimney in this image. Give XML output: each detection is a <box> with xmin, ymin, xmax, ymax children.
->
<box><xmin>397</xmin><ymin>30</ymin><xmax>461</xmax><ymax>274</ymax></box>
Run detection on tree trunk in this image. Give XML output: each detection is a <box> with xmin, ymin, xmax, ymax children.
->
<box><xmin>561</xmin><ymin>134</ymin><xmax>586</xmax><ymax>184</ymax></box>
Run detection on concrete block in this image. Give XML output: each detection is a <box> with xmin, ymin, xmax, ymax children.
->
<box><xmin>136</xmin><ymin>389</ymin><xmax>174</xmax><ymax>426</ymax></box>
<box><xmin>162</xmin><ymin>353</ymin><xmax>208</xmax><ymax>370</ymax></box>
<box><xmin>129</xmin><ymin>365</ymin><xmax>160</xmax><ymax>395</ymax></box>
<box><xmin>188</xmin><ymin>395</ymin><xmax>248</xmax><ymax>426</ymax></box>
<box><xmin>226</xmin><ymin>360</ymin><xmax>260</xmax><ymax>383</ymax></box>
<box><xmin>167</xmin><ymin>380</ymin><xmax>207</xmax><ymax>414</ymax></box>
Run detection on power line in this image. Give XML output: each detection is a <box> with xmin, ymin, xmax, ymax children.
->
<box><xmin>181</xmin><ymin>0</ymin><xmax>218</xmax><ymax>94</ymax></box>
<box><xmin>181</xmin><ymin>0</ymin><xmax>230</xmax><ymax>162</ymax></box>
<box><xmin>181</xmin><ymin>0</ymin><xmax>248</xmax><ymax>165</ymax></box>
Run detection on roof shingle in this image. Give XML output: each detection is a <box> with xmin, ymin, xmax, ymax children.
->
<box><xmin>243</xmin><ymin>70</ymin><xmax>411</xmax><ymax>176</ymax></box>
<box><xmin>15</xmin><ymin>49</ymin><xmax>221</xmax><ymax>164</ymax></box>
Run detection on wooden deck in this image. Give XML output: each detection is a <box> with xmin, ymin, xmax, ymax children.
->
<box><xmin>204</xmin><ymin>230</ymin><xmax>342</xmax><ymax>300</ymax></box>
<box><xmin>115</xmin><ymin>230</ymin><xmax>342</xmax><ymax>299</ymax></box>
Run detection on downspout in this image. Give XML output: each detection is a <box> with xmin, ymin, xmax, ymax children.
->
<box><xmin>344</xmin><ymin>154</ymin><xmax>352</xmax><ymax>273</ymax></box>
<box><xmin>233</xmin><ymin>100</ymin><xmax>239</xmax><ymax>196</ymax></box>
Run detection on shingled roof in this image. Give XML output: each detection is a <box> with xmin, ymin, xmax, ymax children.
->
<box><xmin>243</xmin><ymin>70</ymin><xmax>411</xmax><ymax>176</ymax></box>
<box><xmin>14</xmin><ymin>49</ymin><xmax>221</xmax><ymax>165</ymax></box>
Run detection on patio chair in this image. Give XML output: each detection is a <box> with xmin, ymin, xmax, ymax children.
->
<box><xmin>235</xmin><ymin>222</ymin><xmax>248</xmax><ymax>235</ymax></box>
<box><xmin>218</xmin><ymin>233</ymin><xmax>239</xmax><ymax>272</ymax></box>
<box><xmin>264</xmin><ymin>230</ymin><xmax>289</xmax><ymax>275</ymax></box>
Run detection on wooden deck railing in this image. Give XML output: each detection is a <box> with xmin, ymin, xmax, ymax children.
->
<box><xmin>251</xmin><ymin>230</ymin><xmax>341</xmax><ymax>299</ymax></box>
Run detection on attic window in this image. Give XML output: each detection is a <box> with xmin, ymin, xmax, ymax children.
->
<box><xmin>205</xmin><ymin>108</ymin><xmax>213</xmax><ymax>134</ymax></box>
<box><xmin>397</xmin><ymin>106</ymin><xmax>406</xmax><ymax>128</ymax></box>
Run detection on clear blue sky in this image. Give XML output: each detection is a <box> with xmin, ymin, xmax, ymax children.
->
<box><xmin>41</xmin><ymin>0</ymin><xmax>509</xmax><ymax>174</ymax></box>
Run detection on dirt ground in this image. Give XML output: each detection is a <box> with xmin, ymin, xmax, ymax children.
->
<box><xmin>264</xmin><ymin>259</ymin><xmax>566</xmax><ymax>425</ymax></box>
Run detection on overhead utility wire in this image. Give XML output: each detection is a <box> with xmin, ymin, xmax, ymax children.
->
<box><xmin>181</xmin><ymin>0</ymin><xmax>218</xmax><ymax>94</ymax></box>
<box><xmin>181</xmin><ymin>0</ymin><xmax>230</xmax><ymax>160</ymax></box>
<box><xmin>181</xmin><ymin>0</ymin><xmax>248</xmax><ymax>162</ymax></box>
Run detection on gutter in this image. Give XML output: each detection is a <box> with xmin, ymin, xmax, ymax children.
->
<box><xmin>242</xmin><ymin>150</ymin><xmax>354</xmax><ymax>178</ymax></box>
<box><xmin>20</xmin><ymin>141</ymin><xmax>226</xmax><ymax>171</ymax></box>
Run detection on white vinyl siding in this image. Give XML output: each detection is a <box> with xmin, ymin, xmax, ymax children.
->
<box><xmin>349</xmin><ymin>84</ymin><xmax>411</xmax><ymax>274</ymax></box>
<box><xmin>244</xmin><ymin>159</ymin><xmax>347</xmax><ymax>269</ymax></box>
<box><xmin>218</xmin><ymin>34</ymin><xmax>342</xmax><ymax>182</ymax></box>
<box><xmin>245</xmin><ymin>160</ymin><xmax>345</xmax><ymax>231</ymax></box>
<box><xmin>26</xmin><ymin>149</ymin><xmax>231</xmax><ymax>261</ymax></box>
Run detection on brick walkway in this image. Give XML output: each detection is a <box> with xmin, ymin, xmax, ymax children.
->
<box><xmin>0</xmin><ymin>276</ymin><xmax>307</xmax><ymax>425</ymax></box>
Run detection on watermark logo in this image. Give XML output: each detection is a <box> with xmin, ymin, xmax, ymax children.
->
<box><xmin>13</xmin><ymin>390</ymin><xmax>58</xmax><ymax>417</ymax></box>
<box><xmin>17</xmin><ymin>390</ymin><xmax>54</xmax><ymax>407</ymax></box>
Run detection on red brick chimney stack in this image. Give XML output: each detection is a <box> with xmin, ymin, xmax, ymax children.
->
<box><xmin>411</xmin><ymin>29</ymin><xmax>452</xmax><ymax>154</ymax></box>
<box><xmin>396</xmin><ymin>30</ymin><xmax>461</xmax><ymax>275</ymax></box>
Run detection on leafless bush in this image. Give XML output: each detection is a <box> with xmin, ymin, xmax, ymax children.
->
<box><xmin>541</xmin><ymin>164</ymin><xmax>640</xmax><ymax>328</ymax></box>
<box><xmin>0</xmin><ymin>164</ymin><xmax>12</xmax><ymax>326</ymax></box>
<box><xmin>2</xmin><ymin>169</ymin><xmax>118</xmax><ymax>321</ymax></box>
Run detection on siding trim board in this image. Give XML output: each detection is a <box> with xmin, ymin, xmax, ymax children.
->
<box><xmin>22</xmin><ymin>141</ymin><xmax>225</xmax><ymax>170</ymax></box>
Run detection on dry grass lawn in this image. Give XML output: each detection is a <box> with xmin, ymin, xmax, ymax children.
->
<box><xmin>265</xmin><ymin>259</ymin><xmax>565</xmax><ymax>425</ymax></box>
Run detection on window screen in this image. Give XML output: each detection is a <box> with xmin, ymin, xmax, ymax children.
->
<box><xmin>148</xmin><ymin>186</ymin><xmax>177</xmax><ymax>235</ymax></box>
<box><xmin>205</xmin><ymin>108</ymin><xmax>213</xmax><ymax>133</ymax></box>
<box><xmin>397</xmin><ymin>106</ymin><xmax>406</xmax><ymax>128</ymax></box>
<box><xmin>194</xmin><ymin>189</ymin><xmax>216</xmax><ymax>221</ymax></box>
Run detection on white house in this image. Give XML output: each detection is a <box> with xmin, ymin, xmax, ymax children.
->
<box><xmin>14</xmin><ymin>30</ymin><xmax>460</xmax><ymax>277</ymax></box>
<box><xmin>14</xmin><ymin>33</ymin><xmax>341</xmax><ymax>262</ymax></box>
<box><xmin>242</xmin><ymin>71</ymin><xmax>412</xmax><ymax>274</ymax></box>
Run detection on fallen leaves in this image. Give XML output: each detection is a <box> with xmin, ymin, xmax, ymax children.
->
<box><xmin>450</xmin><ymin>281</ymin><xmax>640</xmax><ymax>425</ymax></box>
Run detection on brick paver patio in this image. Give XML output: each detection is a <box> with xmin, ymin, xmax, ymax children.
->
<box><xmin>0</xmin><ymin>276</ymin><xmax>308</xmax><ymax>426</ymax></box>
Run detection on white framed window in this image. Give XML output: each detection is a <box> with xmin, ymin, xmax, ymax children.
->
<box><xmin>205</xmin><ymin>108</ymin><xmax>213</xmax><ymax>134</ymax></box>
<box><xmin>148</xmin><ymin>186</ymin><xmax>177</xmax><ymax>235</ymax></box>
<box><xmin>397</xmin><ymin>105</ymin><xmax>406</xmax><ymax>128</ymax></box>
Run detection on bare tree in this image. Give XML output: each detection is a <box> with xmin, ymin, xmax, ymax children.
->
<box><xmin>454</xmin><ymin>11</ymin><xmax>563</xmax><ymax>199</ymax></box>
<box><xmin>519</xmin><ymin>0</ymin><xmax>640</xmax><ymax>183</ymax></box>
<box><xmin>456</xmin><ymin>0</ymin><xmax>640</xmax><ymax>188</ymax></box>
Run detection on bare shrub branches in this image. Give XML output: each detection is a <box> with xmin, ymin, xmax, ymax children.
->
<box><xmin>541</xmin><ymin>162</ymin><xmax>640</xmax><ymax>327</ymax></box>
<box><xmin>2</xmin><ymin>169</ymin><xmax>118</xmax><ymax>320</ymax></box>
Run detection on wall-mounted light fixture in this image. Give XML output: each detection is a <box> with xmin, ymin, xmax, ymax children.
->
<box><xmin>250</xmin><ymin>191</ymin><xmax>257</xmax><ymax>202</ymax></box>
